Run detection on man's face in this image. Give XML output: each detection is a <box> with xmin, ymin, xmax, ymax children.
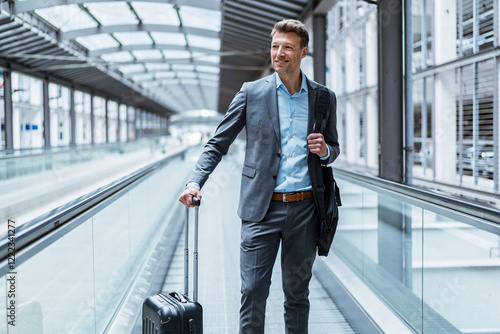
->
<box><xmin>271</xmin><ymin>31</ymin><xmax>307</xmax><ymax>76</ymax></box>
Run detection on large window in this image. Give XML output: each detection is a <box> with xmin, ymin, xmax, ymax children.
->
<box><xmin>12</xmin><ymin>72</ymin><xmax>43</xmax><ymax>149</ymax></box>
<box><xmin>93</xmin><ymin>96</ymin><xmax>106</xmax><ymax>144</ymax></box>
<box><xmin>413</xmin><ymin>0</ymin><xmax>434</xmax><ymax>70</ymax></box>
<box><xmin>327</xmin><ymin>0</ymin><xmax>498</xmax><ymax>193</ymax></box>
<box><xmin>1</xmin><ymin>70</ymin><xmax>5</xmax><ymax>150</ymax></box>
<box><xmin>75</xmin><ymin>91</ymin><xmax>92</xmax><ymax>145</ymax></box>
<box><xmin>119</xmin><ymin>104</ymin><xmax>127</xmax><ymax>142</ymax></box>
<box><xmin>127</xmin><ymin>106</ymin><xmax>136</xmax><ymax>140</ymax></box>
<box><xmin>456</xmin><ymin>59</ymin><xmax>495</xmax><ymax>185</ymax></box>
<box><xmin>413</xmin><ymin>76</ymin><xmax>434</xmax><ymax>178</ymax></box>
<box><xmin>107</xmin><ymin>100</ymin><xmax>118</xmax><ymax>143</ymax></box>
<box><xmin>327</xmin><ymin>2</ymin><xmax>378</xmax><ymax>169</ymax></box>
<box><xmin>49</xmin><ymin>83</ymin><xmax>70</xmax><ymax>147</ymax></box>
<box><xmin>456</xmin><ymin>0</ymin><xmax>495</xmax><ymax>56</ymax></box>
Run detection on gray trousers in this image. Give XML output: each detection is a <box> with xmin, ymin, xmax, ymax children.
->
<box><xmin>239</xmin><ymin>198</ymin><xmax>319</xmax><ymax>334</ymax></box>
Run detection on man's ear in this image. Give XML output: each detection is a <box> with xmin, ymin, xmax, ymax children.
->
<box><xmin>301</xmin><ymin>46</ymin><xmax>308</xmax><ymax>59</ymax></box>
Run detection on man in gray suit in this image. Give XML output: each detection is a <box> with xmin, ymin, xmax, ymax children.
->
<box><xmin>179</xmin><ymin>19</ymin><xmax>339</xmax><ymax>334</ymax></box>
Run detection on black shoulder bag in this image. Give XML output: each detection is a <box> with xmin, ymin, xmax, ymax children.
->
<box><xmin>314</xmin><ymin>86</ymin><xmax>342</xmax><ymax>257</ymax></box>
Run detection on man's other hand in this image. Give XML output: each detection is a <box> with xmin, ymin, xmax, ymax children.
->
<box><xmin>307</xmin><ymin>133</ymin><xmax>328</xmax><ymax>158</ymax></box>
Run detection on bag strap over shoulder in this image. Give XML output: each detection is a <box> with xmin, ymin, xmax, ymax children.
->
<box><xmin>313</xmin><ymin>86</ymin><xmax>331</xmax><ymax>224</ymax></box>
<box><xmin>314</xmin><ymin>86</ymin><xmax>330</xmax><ymax>135</ymax></box>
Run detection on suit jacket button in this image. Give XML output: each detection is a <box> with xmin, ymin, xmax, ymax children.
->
<box><xmin>277</xmin><ymin>153</ymin><xmax>281</xmax><ymax>157</ymax></box>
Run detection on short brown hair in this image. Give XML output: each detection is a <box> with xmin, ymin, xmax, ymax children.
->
<box><xmin>271</xmin><ymin>19</ymin><xmax>309</xmax><ymax>48</ymax></box>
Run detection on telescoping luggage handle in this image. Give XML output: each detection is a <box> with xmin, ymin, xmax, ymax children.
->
<box><xmin>185</xmin><ymin>197</ymin><xmax>200</xmax><ymax>302</ymax></box>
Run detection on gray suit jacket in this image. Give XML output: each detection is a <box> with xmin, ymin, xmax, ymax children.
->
<box><xmin>189</xmin><ymin>73</ymin><xmax>340</xmax><ymax>222</ymax></box>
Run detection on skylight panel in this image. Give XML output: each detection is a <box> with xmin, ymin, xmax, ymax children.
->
<box><xmin>163</xmin><ymin>50</ymin><xmax>191</xmax><ymax>60</ymax></box>
<box><xmin>36</xmin><ymin>5</ymin><xmax>97</xmax><ymax>32</ymax></box>
<box><xmin>130</xmin><ymin>73</ymin><xmax>154</xmax><ymax>82</ymax></box>
<box><xmin>77</xmin><ymin>34</ymin><xmax>119</xmax><ymax>51</ymax></box>
<box><xmin>145</xmin><ymin>63</ymin><xmax>171</xmax><ymax>72</ymax></box>
<box><xmin>198</xmin><ymin>73</ymin><xmax>219</xmax><ymax>81</ymax></box>
<box><xmin>172</xmin><ymin>64</ymin><xmax>195</xmax><ymax>71</ymax></box>
<box><xmin>196</xmin><ymin>65</ymin><xmax>220</xmax><ymax>74</ymax></box>
<box><xmin>179</xmin><ymin>6</ymin><xmax>221</xmax><ymax>31</ymax></box>
<box><xmin>186</xmin><ymin>35</ymin><xmax>220</xmax><ymax>50</ymax></box>
<box><xmin>155</xmin><ymin>72</ymin><xmax>177</xmax><ymax>79</ymax></box>
<box><xmin>118</xmin><ymin>64</ymin><xmax>146</xmax><ymax>74</ymax></box>
<box><xmin>161</xmin><ymin>79</ymin><xmax>182</xmax><ymax>86</ymax></box>
<box><xmin>181</xmin><ymin>78</ymin><xmax>200</xmax><ymax>86</ymax></box>
<box><xmin>192</xmin><ymin>53</ymin><xmax>220</xmax><ymax>63</ymax></box>
<box><xmin>132</xmin><ymin>50</ymin><xmax>163</xmax><ymax>60</ymax></box>
<box><xmin>86</xmin><ymin>2</ymin><xmax>138</xmax><ymax>25</ymax></box>
<box><xmin>133</xmin><ymin>2</ymin><xmax>179</xmax><ymax>25</ymax></box>
<box><xmin>176</xmin><ymin>72</ymin><xmax>197</xmax><ymax>79</ymax></box>
<box><xmin>101</xmin><ymin>52</ymin><xmax>135</xmax><ymax>63</ymax></box>
<box><xmin>199</xmin><ymin>80</ymin><xmax>219</xmax><ymax>87</ymax></box>
<box><xmin>114</xmin><ymin>32</ymin><xmax>152</xmax><ymax>46</ymax></box>
<box><xmin>150</xmin><ymin>32</ymin><xmax>186</xmax><ymax>45</ymax></box>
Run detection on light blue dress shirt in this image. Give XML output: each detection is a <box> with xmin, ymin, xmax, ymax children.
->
<box><xmin>274</xmin><ymin>72</ymin><xmax>330</xmax><ymax>193</ymax></box>
<box><xmin>274</xmin><ymin>72</ymin><xmax>312</xmax><ymax>193</ymax></box>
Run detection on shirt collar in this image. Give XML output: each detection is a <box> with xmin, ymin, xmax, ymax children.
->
<box><xmin>275</xmin><ymin>71</ymin><xmax>308</xmax><ymax>94</ymax></box>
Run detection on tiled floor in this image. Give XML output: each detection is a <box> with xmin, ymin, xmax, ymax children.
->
<box><xmin>162</xmin><ymin>154</ymin><xmax>354</xmax><ymax>333</ymax></box>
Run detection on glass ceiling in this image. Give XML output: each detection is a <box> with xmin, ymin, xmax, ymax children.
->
<box><xmin>34</xmin><ymin>1</ymin><xmax>222</xmax><ymax>113</ymax></box>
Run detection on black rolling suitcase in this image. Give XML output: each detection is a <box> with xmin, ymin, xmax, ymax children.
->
<box><xmin>143</xmin><ymin>198</ymin><xmax>203</xmax><ymax>334</ymax></box>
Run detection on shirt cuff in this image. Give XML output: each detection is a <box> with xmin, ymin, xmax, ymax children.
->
<box><xmin>185</xmin><ymin>182</ymin><xmax>200</xmax><ymax>190</ymax></box>
<box><xmin>319</xmin><ymin>146</ymin><xmax>330</xmax><ymax>162</ymax></box>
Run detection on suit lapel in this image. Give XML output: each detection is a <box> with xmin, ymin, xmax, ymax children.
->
<box><xmin>265</xmin><ymin>74</ymin><xmax>281</xmax><ymax>144</ymax></box>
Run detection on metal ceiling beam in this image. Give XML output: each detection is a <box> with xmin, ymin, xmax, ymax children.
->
<box><xmin>223</xmin><ymin>22</ymin><xmax>271</xmax><ymax>44</ymax></box>
<box><xmin>130</xmin><ymin>70</ymin><xmax>219</xmax><ymax>81</ymax></box>
<box><xmin>240</xmin><ymin>1</ymin><xmax>298</xmax><ymax>18</ymax></box>
<box><xmin>60</xmin><ymin>24</ymin><xmax>219</xmax><ymax>40</ymax></box>
<box><xmin>5</xmin><ymin>0</ymin><xmax>220</xmax><ymax>14</ymax></box>
<box><xmin>142</xmin><ymin>81</ymin><xmax>218</xmax><ymax>88</ymax></box>
<box><xmin>257</xmin><ymin>0</ymin><xmax>306</xmax><ymax>12</ymax></box>
<box><xmin>223</xmin><ymin>7</ymin><xmax>277</xmax><ymax>27</ymax></box>
<box><xmin>89</xmin><ymin>44</ymin><xmax>219</xmax><ymax>57</ymax></box>
<box><xmin>224</xmin><ymin>2</ymin><xmax>289</xmax><ymax>23</ymax></box>
<box><xmin>0</xmin><ymin>31</ymin><xmax>36</xmax><ymax>48</ymax></box>
<box><xmin>4</xmin><ymin>39</ymin><xmax>49</xmax><ymax>54</ymax></box>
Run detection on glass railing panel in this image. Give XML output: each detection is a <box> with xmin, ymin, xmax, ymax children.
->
<box><xmin>0</xmin><ymin>146</ymin><xmax>199</xmax><ymax>333</ymax></box>
<box><xmin>92</xmin><ymin>194</ymin><xmax>133</xmax><ymax>333</ymax></box>
<box><xmin>421</xmin><ymin>211</ymin><xmax>500</xmax><ymax>333</ymax></box>
<box><xmin>0</xmin><ymin>220</ymin><xmax>95</xmax><ymax>334</ymax></box>
<box><xmin>0</xmin><ymin>273</ymin><xmax>6</xmax><ymax>333</ymax></box>
<box><xmin>332</xmin><ymin>172</ymin><xmax>500</xmax><ymax>333</ymax></box>
<box><xmin>333</xmin><ymin>180</ymin><xmax>365</xmax><ymax>275</ymax></box>
<box><xmin>334</xmin><ymin>179</ymin><xmax>425</xmax><ymax>332</ymax></box>
<box><xmin>128</xmin><ymin>180</ymin><xmax>153</xmax><ymax>274</ymax></box>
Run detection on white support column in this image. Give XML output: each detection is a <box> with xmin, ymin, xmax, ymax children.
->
<box><xmin>42</xmin><ymin>80</ymin><xmax>50</xmax><ymax>148</ymax></box>
<box><xmin>70</xmin><ymin>88</ymin><xmax>76</xmax><ymax>146</ymax></box>
<box><xmin>345</xmin><ymin>99</ymin><xmax>358</xmax><ymax>163</ymax></box>
<box><xmin>434</xmin><ymin>71</ymin><xmax>457</xmax><ymax>182</ymax></box>
<box><xmin>345</xmin><ymin>31</ymin><xmax>358</xmax><ymax>93</ymax></box>
<box><xmin>365</xmin><ymin>13</ymin><xmax>378</xmax><ymax>87</ymax></box>
<box><xmin>434</xmin><ymin>1</ymin><xmax>457</xmax><ymax>65</ymax></box>
<box><xmin>366</xmin><ymin>92</ymin><xmax>378</xmax><ymax>168</ymax></box>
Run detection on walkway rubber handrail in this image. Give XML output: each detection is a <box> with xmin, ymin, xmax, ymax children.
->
<box><xmin>0</xmin><ymin>145</ymin><xmax>192</xmax><ymax>264</ymax></box>
<box><xmin>334</xmin><ymin>167</ymin><xmax>500</xmax><ymax>229</ymax></box>
<box><xmin>0</xmin><ymin>138</ymin><xmax>158</xmax><ymax>160</ymax></box>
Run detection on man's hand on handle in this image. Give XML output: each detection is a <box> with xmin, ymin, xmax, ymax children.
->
<box><xmin>179</xmin><ymin>187</ymin><xmax>202</xmax><ymax>207</ymax></box>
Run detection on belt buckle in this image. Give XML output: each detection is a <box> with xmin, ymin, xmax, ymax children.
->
<box><xmin>282</xmin><ymin>193</ymin><xmax>287</xmax><ymax>202</ymax></box>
